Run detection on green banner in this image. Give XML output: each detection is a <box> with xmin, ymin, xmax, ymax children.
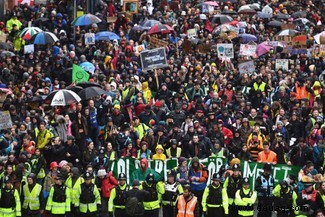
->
<box><xmin>109</xmin><ymin>157</ymin><xmax>300</xmax><ymax>189</ymax></box>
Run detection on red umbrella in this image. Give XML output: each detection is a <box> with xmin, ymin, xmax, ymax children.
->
<box><xmin>148</xmin><ymin>24</ymin><xmax>174</xmax><ymax>35</ymax></box>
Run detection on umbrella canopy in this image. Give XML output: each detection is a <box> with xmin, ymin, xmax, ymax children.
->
<box><xmin>217</xmin><ymin>0</ymin><xmax>237</xmax><ymax>2</ymax></box>
<box><xmin>238</xmin><ymin>5</ymin><xmax>257</xmax><ymax>14</ymax></box>
<box><xmin>80</xmin><ymin>62</ymin><xmax>95</xmax><ymax>74</ymax></box>
<box><xmin>141</xmin><ymin>20</ymin><xmax>162</xmax><ymax>30</ymax></box>
<box><xmin>314</xmin><ymin>31</ymin><xmax>325</xmax><ymax>44</ymax></box>
<box><xmin>204</xmin><ymin>1</ymin><xmax>219</xmax><ymax>6</ymax></box>
<box><xmin>277</xmin><ymin>29</ymin><xmax>298</xmax><ymax>36</ymax></box>
<box><xmin>257</xmin><ymin>12</ymin><xmax>273</xmax><ymax>19</ymax></box>
<box><xmin>0</xmin><ymin>42</ymin><xmax>13</xmax><ymax>50</ymax></box>
<box><xmin>211</xmin><ymin>15</ymin><xmax>233</xmax><ymax>25</ymax></box>
<box><xmin>78</xmin><ymin>86</ymin><xmax>110</xmax><ymax>100</ymax></box>
<box><xmin>132</xmin><ymin>25</ymin><xmax>144</xmax><ymax>31</ymax></box>
<box><xmin>267</xmin><ymin>20</ymin><xmax>284</xmax><ymax>27</ymax></box>
<box><xmin>238</xmin><ymin>34</ymin><xmax>258</xmax><ymax>43</ymax></box>
<box><xmin>275</xmin><ymin>13</ymin><xmax>291</xmax><ymax>19</ymax></box>
<box><xmin>95</xmin><ymin>31</ymin><xmax>120</xmax><ymax>41</ymax></box>
<box><xmin>214</xmin><ymin>24</ymin><xmax>238</xmax><ymax>34</ymax></box>
<box><xmin>256</xmin><ymin>41</ymin><xmax>272</xmax><ymax>56</ymax></box>
<box><xmin>19</xmin><ymin>27</ymin><xmax>43</xmax><ymax>40</ymax></box>
<box><xmin>293</xmin><ymin>18</ymin><xmax>314</xmax><ymax>26</ymax></box>
<box><xmin>45</xmin><ymin>89</ymin><xmax>81</xmax><ymax>106</ymax></box>
<box><xmin>72</xmin><ymin>13</ymin><xmax>102</xmax><ymax>26</ymax></box>
<box><xmin>31</xmin><ymin>31</ymin><xmax>59</xmax><ymax>45</ymax></box>
<box><xmin>148</xmin><ymin>24</ymin><xmax>174</xmax><ymax>35</ymax></box>
<box><xmin>222</xmin><ymin>10</ymin><xmax>237</xmax><ymax>15</ymax></box>
<box><xmin>1</xmin><ymin>51</ymin><xmax>15</xmax><ymax>58</ymax></box>
<box><xmin>291</xmin><ymin>11</ymin><xmax>307</xmax><ymax>19</ymax></box>
<box><xmin>248</xmin><ymin>3</ymin><xmax>260</xmax><ymax>10</ymax></box>
<box><xmin>66</xmin><ymin>86</ymin><xmax>83</xmax><ymax>94</ymax></box>
<box><xmin>0</xmin><ymin>88</ymin><xmax>13</xmax><ymax>95</ymax></box>
<box><xmin>26</xmin><ymin>95</ymin><xmax>47</xmax><ymax>103</ymax></box>
<box><xmin>76</xmin><ymin>82</ymin><xmax>101</xmax><ymax>88</ymax></box>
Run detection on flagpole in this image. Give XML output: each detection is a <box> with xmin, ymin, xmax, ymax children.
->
<box><xmin>73</xmin><ymin>0</ymin><xmax>77</xmax><ymax>42</ymax></box>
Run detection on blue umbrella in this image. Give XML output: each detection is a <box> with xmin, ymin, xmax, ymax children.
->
<box><xmin>239</xmin><ymin>34</ymin><xmax>258</xmax><ymax>43</ymax></box>
<box><xmin>141</xmin><ymin>19</ymin><xmax>162</xmax><ymax>30</ymax></box>
<box><xmin>72</xmin><ymin>14</ymin><xmax>102</xmax><ymax>26</ymax></box>
<box><xmin>95</xmin><ymin>31</ymin><xmax>120</xmax><ymax>41</ymax></box>
<box><xmin>80</xmin><ymin>62</ymin><xmax>95</xmax><ymax>74</ymax></box>
<box><xmin>31</xmin><ymin>31</ymin><xmax>59</xmax><ymax>45</ymax></box>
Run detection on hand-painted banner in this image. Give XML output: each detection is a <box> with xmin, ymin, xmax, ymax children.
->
<box><xmin>108</xmin><ymin>157</ymin><xmax>300</xmax><ymax>189</ymax></box>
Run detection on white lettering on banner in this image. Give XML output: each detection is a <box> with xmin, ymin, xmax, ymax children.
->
<box><xmin>110</xmin><ymin>161</ymin><xmax>115</xmax><ymax>172</ymax></box>
<box><xmin>126</xmin><ymin>159</ymin><xmax>130</xmax><ymax>182</ymax></box>
<box><xmin>117</xmin><ymin>159</ymin><xmax>126</xmax><ymax>176</ymax></box>
<box><xmin>243</xmin><ymin>161</ymin><xmax>263</xmax><ymax>189</ymax></box>
<box><xmin>207</xmin><ymin>161</ymin><xmax>216</xmax><ymax>186</ymax></box>
<box><xmin>155</xmin><ymin>160</ymin><xmax>164</xmax><ymax>174</ymax></box>
<box><xmin>144</xmin><ymin>56</ymin><xmax>165</xmax><ymax>62</ymax></box>
<box><xmin>273</xmin><ymin>167</ymin><xmax>281</xmax><ymax>183</ymax></box>
<box><xmin>281</xmin><ymin>166</ymin><xmax>291</xmax><ymax>181</ymax></box>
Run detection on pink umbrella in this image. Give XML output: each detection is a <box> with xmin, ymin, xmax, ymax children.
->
<box><xmin>0</xmin><ymin>88</ymin><xmax>13</xmax><ymax>95</ymax></box>
<box><xmin>256</xmin><ymin>41</ymin><xmax>272</xmax><ymax>56</ymax></box>
<box><xmin>204</xmin><ymin>1</ymin><xmax>219</xmax><ymax>6</ymax></box>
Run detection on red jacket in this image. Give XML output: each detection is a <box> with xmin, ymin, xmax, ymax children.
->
<box><xmin>100</xmin><ymin>172</ymin><xmax>118</xmax><ymax>198</ymax></box>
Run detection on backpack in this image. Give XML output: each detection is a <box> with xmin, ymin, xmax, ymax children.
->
<box><xmin>125</xmin><ymin>196</ymin><xmax>144</xmax><ymax>217</ymax></box>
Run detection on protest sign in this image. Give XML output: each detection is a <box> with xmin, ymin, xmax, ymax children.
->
<box><xmin>24</xmin><ymin>44</ymin><xmax>34</xmax><ymax>54</ymax></box>
<box><xmin>239</xmin><ymin>44</ymin><xmax>257</xmax><ymax>56</ymax></box>
<box><xmin>0</xmin><ymin>111</ymin><xmax>13</xmax><ymax>129</ymax></box>
<box><xmin>140</xmin><ymin>47</ymin><xmax>168</xmax><ymax>71</ymax></box>
<box><xmin>217</xmin><ymin>44</ymin><xmax>234</xmax><ymax>58</ymax></box>
<box><xmin>85</xmin><ymin>33</ymin><xmax>95</xmax><ymax>45</ymax></box>
<box><xmin>239</xmin><ymin>60</ymin><xmax>255</xmax><ymax>74</ymax></box>
<box><xmin>275</xmin><ymin>59</ymin><xmax>289</xmax><ymax>71</ymax></box>
<box><xmin>109</xmin><ymin>157</ymin><xmax>300</xmax><ymax>189</ymax></box>
<box><xmin>187</xmin><ymin>28</ymin><xmax>197</xmax><ymax>38</ymax></box>
<box><xmin>150</xmin><ymin>36</ymin><xmax>168</xmax><ymax>49</ymax></box>
<box><xmin>134</xmin><ymin>44</ymin><xmax>146</xmax><ymax>53</ymax></box>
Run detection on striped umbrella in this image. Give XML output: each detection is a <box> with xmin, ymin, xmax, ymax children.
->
<box><xmin>45</xmin><ymin>89</ymin><xmax>81</xmax><ymax>106</ymax></box>
<box><xmin>31</xmin><ymin>31</ymin><xmax>59</xmax><ymax>45</ymax></box>
<box><xmin>19</xmin><ymin>27</ymin><xmax>43</xmax><ymax>40</ymax></box>
<box><xmin>72</xmin><ymin>14</ymin><xmax>102</xmax><ymax>26</ymax></box>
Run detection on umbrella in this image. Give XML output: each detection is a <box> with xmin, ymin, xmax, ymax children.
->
<box><xmin>95</xmin><ymin>31</ymin><xmax>120</xmax><ymax>41</ymax></box>
<box><xmin>26</xmin><ymin>95</ymin><xmax>47</xmax><ymax>103</ymax></box>
<box><xmin>0</xmin><ymin>88</ymin><xmax>13</xmax><ymax>95</ymax></box>
<box><xmin>0</xmin><ymin>42</ymin><xmax>13</xmax><ymax>50</ymax></box>
<box><xmin>238</xmin><ymin>34</ymin><xmax>258</xmax><ymax>43</ymax></box>
<box><xmin>238</xmin><ymin>8</ymin><xmax>257</xmax><ymax>15</ymax></box>
<box><xmin>45</xmin><ymin>89</ymin><xmax>81</xmax><ymax>106</ymax></box>
<box><xmin>275</xmin><ymin>13</ymin><xmax>291</xmax><ymax>20</ymax></box>
<box><xmin>66</xmin><ymin>85</ymin><xmax>83</xmax><ymax>94</ymax></box>
<box><xmin>204</xmin><ymin>1</ymin><xmax>219</xmax><ymax>6</ymax></box>
<box><xmin>248</xmin><ymin>3</ymin><xmax>260</xmax><ymax>10</ymax></box>
<box><xmin>19</xmin><ymin>27</ymin><xmax>43</xmax><ymax>40</ymax></box>
<box><xmin>214</xmin><ymin>24</ymin><xmax>238</xmax><ymax>34</ymax></box>
<box><xmin>222</xmin><ymin>10</ymin><xmax>237</xmax><ymax>15</ymax></box>
<box><xmin>256</xmin><ymin>41</ymin><xmax>271</xmax><ymax>56</ymax></box>
<box><xmin>72</xmin><ymin>13</ymin><xmax>102</xmax><ymax>26</ymax></box>
<box><xmin>76</xmin><ymin>82</ymin><xmax>101</xmax><ymax>88</ymax></box>
<box><xmin>78</xmin><ymin>86</ymin><xmax>110</xmax><ymax>100</ymax></box>
<box><xmin>141</xmin><ymin>20</ymin><xmax>162</xmax><ymax>30</ymax></box>
<box><xmin>80</xmin><ymin>62</ymin><xmax>95</xmax><ymax>74</ymax></box>
<box><xmin>31</xmin><ymin>31</ymin><xmax>59</xmax><ymax>45</ymax></box>
<box><xmin>314</xmin><ymin>31</ymin><xmax>325</xmax><ymax>44</ymax></box>
<box><xmin>211</xmin><ymin>15</ymin><xmax>233</xmax><ymax>25</ymax></box>
<box><xmin>1</xmin><ymin>51</ymin><xmax>15</xmax><ymax>58</ymax></box>
<box><xmin>33</xmin><ymin>17</ymin><xmax>49</xmax><ymax>23</ymax></box>
<box><xmin>148</xmin><ymin>24</ymin><xmax>174</xmax><ymax>35</ymax></box>
<box><xmin>132</xmin><ymin>25</ymin><xmax>144</xmax><ymax>31</ymax></box>
<box><xmin>277</xmin><ymin>29</ymin><xmax>298</xmax><ymax>36</ymax></box>
<box><xmin>293</xmin><ymin>18</ymin><xmax>314</xmax><ymax>26</ymax></box>
<box><xmin>257</xmin><ymin>12</ymin><xmax>273</xmax><ymax>19</ymax></box>
<box><xmin>267</xmin><ymin>20</ymin><xmax>284</xmax><ymax>27</ymax></box>
<box><xmin>291</xmin><ymin>11</ymin><xmax>307</xmax><ymax>19</ymax></box>
<box><xmin>217</xmin><ymin>0</ymin><xmax>237</xmax><ymax>2</ymax></box>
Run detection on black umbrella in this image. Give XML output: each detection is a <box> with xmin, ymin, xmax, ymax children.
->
<box><xmin>26</xmin><ymin>95</ymin><xmax>47</xmax><ymax>103</ymax></box>
<box><xmin>0</xmin><ymin>42</ymin><xmax>13</xmax><ymax>50</ymax></box>
<box><xmin>222</xmin><ymin>10</ymin><xmax>237</xmax><ymax>15</ymax></box>
<box><xmin>66</xmin><ymin>85</ymin><xmax>83</xmax><ymax>94</ymax></box>
<box><xmin>77</xmin><ymin>82</ymin><xmax>101</xmax><ymax>88</ymax></box>
<box><xmin>267</xmin><ymin>20</ymin><xmax>284</xmax><ymax>27</ymax></box>
<box><xmin>291</xmin><ymin>11</ymin><xmax>307</xmax><ymax>18</ymax></box>
<box><xmin>78</xmin><ymin>86</ymin><xmax>109</xmax><ymax>100</ymax></box>
<box><xmin>211</xmin><ymin>15</ymin><xmax>233</xmax><ymax>25</ymax></box>
<box><xmin>275</xmin><ymin>13</ymin><xmax>290</xmax><ymax>19</ymax></box>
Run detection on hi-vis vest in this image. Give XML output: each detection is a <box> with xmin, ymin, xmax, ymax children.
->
<box><xmin>258</xmin><ymin>175</ymin><xmax>274</xmax><ymax>197</ymax></box>
<box><xmin>177</xmin><ymin>195</ymin><xmax>198</xmax><ymax>217</ymax></box>
<box><xmin>31</xmin><ymin>158</ymin><xmax>45</xmax><ymax>179</ymax></box>
<box><xmin>295</xmin><ymin>84</ymin><xmax>309</xmax><ymax>100</ymax></box>
<box><xmin>211</xmin><ymin>148</ymin><xmax>224</xmax><ymax>158</ymax></box>
<box><xmin>166</xmin><ymin>147</ymin><xmax>182</xmax><ymax>158</ymax></box>
<box><xmin>253</xmin><ymin>82</ymin><xmax>266</xmax><ymax>92</ymax></box>
<box><xmin>23</xmin><ymin>183</ymin><xmax>42</xmax><ymax>210</ymax></box>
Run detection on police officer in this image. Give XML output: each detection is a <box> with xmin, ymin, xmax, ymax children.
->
<box><xmin>45</xmin><ymin>173</ymin><xmax>71</xmax><ymax>217</ymax></box>
<box><xmin>272</xmin><ymin>180</ymin><xmax>298</xmax><ymax>217</ymax></box>
<box><xmin>125</xmin><ymin>179</ymin><xmax>149</xmax><ymax>217</ymax></box>
<box><xmin>162</xmin><ymin>170</ymin><xmax>183</xmax><ymax>217</ymax></box>
<box><xmin>139</xmin><ymin>173</ymin><xmax>165</xmax><ymax>217</ymax></box>
<box><xmin>21</xmin><ymin>173</ymin><xmax>45</xmax><ymax>217</ymax></box>
<box><xmin>202</xmin><ymin>173</ymin><xmax>228</xmax><ymax>217</ymax></box>
<box><xmin>75</xmin><ymin>172</ymin><xmax>101</xmax><ymax>217</ymax></box>
<box><xmin>235</xmin><ymin>177</ymin><xmax>257</xmax><ymax>217</ymax></box>
<box><xmin>0</xmin><ymin>175</ymin><xmax>21</xmax><ymax>217</ymax></box>
<box><xmin>223</xmin><ymin>164</ymin><xmax>243</xmax><ymax>217</ymax></box>
<box><xmin>255</xmin><ymin>163</ymin><xmax>274</xmax><ymax>217</ymax></box>
<box><xmin>109</xmin><ymin>173</ymin><xmax>129</xmax><ymax>217</ymax></box>
<box><xmin>65</xmin><ymin>167</ymin><xmax>83</xmax><ymax>217</ymax></box>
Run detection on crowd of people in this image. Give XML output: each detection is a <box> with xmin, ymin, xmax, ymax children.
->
<box><xmin>0</xmin><ymin>0</ymin><xmax>324</xmax><ymax>216</ymax></box>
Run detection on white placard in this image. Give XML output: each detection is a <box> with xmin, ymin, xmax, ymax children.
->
<box><xmin>187</xmin><ymin>28</ymin><xmax>197</xmax><ymax>39</ymax></box>
<box><xmin>24</xmin><ymin>44</ymin><xmax>34</xmax><ymax>54</ymax></box>
<box><xmin>239</xmin><ymin>61</ymin><xmax>255</xmax><ymax>74</ymax></box>
<box><xmin>275</xmin><ymin>59</ymin><xmax>289</xmax><ymax>71</ymax></box>
<box><xmin>217</xmin><ymin>43</ymin><xmax>234</xmax><ymax>59</ymax></box>
<box><xmin>85</xmin><ymin>33</ymin><xmax>95</xmax><ymax>45</ymax></box>
<box><xmin>0</xmin><ymin>111</ymin><xmax>13</xmax><ymax>129</ymax></box>
<box><xmin>134</xmin><ymin>44</ymin><xmax>146</xmax><ymax>53</ymax></box>
<box><xmin>239</xmin><ymin>44</ymin><xmax>257</xmax><ymax>56</ymax></box>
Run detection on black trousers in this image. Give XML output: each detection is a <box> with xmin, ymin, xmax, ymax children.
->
<box><xmin>51</xmin><ymin>215</ymin><xmax>66</xmax><ymax>217</ymax></box>
<box><xmin>257</xmin><ymin>197</ymin><xmax>273</xmax><ymax>217</ymax></box>
<box><xmin>115</xmin><ymin>208</ymin><xmax>128</xmax><ymax>217</ymax></box>
<box><xmin>192</xmin><ymin>190</ymin><xmax>204</xmax><ymax>217</ymax></box>
<box><xmin>163</xmin><ymin>204</ymin><xmax>176</xmax><ymax>217</ymax></box>
<box><xmin>229</xmin><ymin>202</ymin><xmax>238</xmax><ymax>217</ymax></box>
<box><xmin>79</xmin><ymin>211</ymin><xmax>98</xmax><ymax>217</ymax></box>
<box><xmin>144</xmin><ymin>208</ymin><xmax>159</xmax><ymax>217</ymax></box>
<box><xmin>207</xmin><ymin>207</ymin><xmax>224</xmax><ymax>217</ymax></box>
<box><xmin>277</xmin><ymin>210</ymin><xmax>295</xmax><ymax>217</ymax></box>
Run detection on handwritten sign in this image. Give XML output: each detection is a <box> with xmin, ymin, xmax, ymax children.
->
<box><xmin>217</xmin><ymin>43</ymin><xmax>234</xmax><ymax>59</ymax></box>
<box><xmin>150</xmin><ymin>36</ymin><xmax>168</xmax><ymax>49</ymax></box>
<box><xmin>140</xmin><ymin>47</ymin><xmax>168</xmax><ymax>71</ymax></box>
<box><xmin>85</xmin><ymin>33</ymin><xmax>95</xmax><ymax>45</ymax></box>
<box><xmin>239</xmin><ymin>44</ymin><xmax>257</xmax><ymax>56</ymax></box>
<box><xmin>0</xmin><ymin>111</ymin><xmax>13</xmax><ymax>129</ymax></box>
<box><xmin>275</xmin><ymin>59</ymin><xmax>289</xmax><ymax>71</ymax></box>
<box><xmin>24</xmin><ymin>44</ymin><xmax>34</xmax><ymax>54</ymax></box>
<box><xmin>239</xmin><ymin>61</ymin><xmax>255</xmax><ymax>74</ymax></box>
<box><xmin>187</xmin><ymin>28</ymin><xmax>197</xmax><ymax>39</ymax></box>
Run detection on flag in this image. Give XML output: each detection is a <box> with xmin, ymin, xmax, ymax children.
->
<box><xmin>72</xmin><ymin>64</ymin><xmax>89</xmax><ymax>83</ymax></box>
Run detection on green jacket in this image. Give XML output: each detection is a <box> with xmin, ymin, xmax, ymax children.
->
<box><xmin>130</xmin><ymin>168</ymin><xmax>163</xmax><ymax>184</ymax></box>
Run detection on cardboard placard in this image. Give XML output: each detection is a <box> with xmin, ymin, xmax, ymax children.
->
<box><xmin>275</xmin><ymin>59</ymin><xmax>289</xmax><ymax>71</ymax></box>
<box><xmin>24</xmin><ymin>44</ymin><xmax>34</xmax><ymax>54</ymax></box>
<box><xmin>239</xmin><ymin>60</ymin><xmax>255</xmax><ymax>74</ymax></box>
<box><xmin>140</xmin><ymin>47</ymin><xmax>168</xmax><ymax>71</ymax></box>
<box><xmin>239</xmin><ymin>44</ymin><xmax>257</xmax><ymax>56</ymax></box>
<box><xmin>187</xmin><ymin>28</ymin><xmax>197</xmax><ymax>39</ymax></box>
<box><xmin>85</xmin><ymin>33</ymin><xmax>95</xmax><ymax>45</ymax></box>
<box><xmin>150</xmin><ymin>36</ymin><xmax>168</xmax><ymax>49</ymax></box>
<box><xmin>134</xmin><ymin>44</ymin><xmax>146</xmax><ymax>53</ymax></box>
<box><xmin>0</xmin><ymin>111</ymin><xmax>13</xmax><ymax>129</ymax></box>
<box><xmin>217</xmin><ymin>43</ymin><xmax>234</xmax><ymax>59</ymax></box>
<box><xmin>123</xmin><ymin>0</ymin><xmax>138</xmax><ymax>14</ymax></box>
